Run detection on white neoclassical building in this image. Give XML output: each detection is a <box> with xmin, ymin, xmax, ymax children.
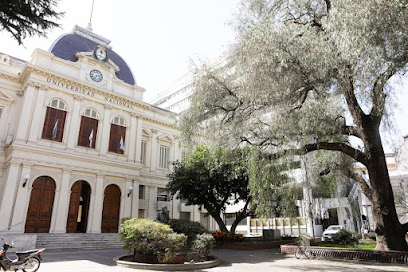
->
<box><xmin>0</xmin><ymin>26</ymin><xmax>214</xmax><ymax>235</ymax></box>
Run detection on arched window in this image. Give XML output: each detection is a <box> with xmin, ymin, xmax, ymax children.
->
<box><xmin>78</xmin><ymin>108</ymin><xmax>99</xmax><ymax>148</ymax></box>
<box><xmin>42</xmin><ymin>99</ymin><xmax>68</xmax><ymax>142</ymax></box>
<box><xmin>109</xmin><ymin>116</ymin><xmax>126</xmax><ymax>154</ymax></box>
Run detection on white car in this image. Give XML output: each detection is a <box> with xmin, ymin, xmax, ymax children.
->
<box><xmin>321</xmin><ymin>225</ymin><xmax>344</xmax><ymax>242</ymax></box>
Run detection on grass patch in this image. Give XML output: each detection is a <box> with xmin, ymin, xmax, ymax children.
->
<box><xmin>318</xmin><ymin>241</ymin><xmax>376</xmax><ymax>250</ymax></box>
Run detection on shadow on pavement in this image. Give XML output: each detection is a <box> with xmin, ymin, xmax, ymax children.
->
<box><xmin>42</xmin><ymin>248</ymin><xmax>127</xmax><ymax>266</ymax></box>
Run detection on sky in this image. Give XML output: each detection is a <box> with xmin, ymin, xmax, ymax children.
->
<box><xmin>0</xmin><ymin>0</ymin><xmax>407</xmax><ymax>147</ymax></box>
<box><xmin>0</xmin><ymin>0</ymin><xmax>239</xmax><ymax>101</ymax></box>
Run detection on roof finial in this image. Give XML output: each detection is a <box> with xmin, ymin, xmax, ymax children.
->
<box><xmin>87</xmin><ymin>0</ymin><xmax>95</xmax><ymax>31</ymax></box>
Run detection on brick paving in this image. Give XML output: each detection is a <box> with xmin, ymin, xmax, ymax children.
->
<box><xmin>38</xmin><ymin>248</ymin><xmax>407</xmax><ymax>272</ymax></box>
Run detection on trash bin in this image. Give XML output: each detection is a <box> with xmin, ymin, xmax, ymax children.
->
<box><xmin>299</xmin><ymin>234</ymin><xmax>312</xmax><ymax>246</ymax></box>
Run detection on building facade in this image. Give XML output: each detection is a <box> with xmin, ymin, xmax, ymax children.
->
<box><xmin>0</xmin><ymin>26</ymin><xmax>215</xmax><ymax>234</ymax></box>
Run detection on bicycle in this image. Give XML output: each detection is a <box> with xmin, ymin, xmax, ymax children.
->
<box><xmin>295</xmin><ymin>240</ymin><xmax>311</xmax><ymax>259</ymax></box>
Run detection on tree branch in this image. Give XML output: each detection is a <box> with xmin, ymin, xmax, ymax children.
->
<box><xmin>268</xmin><ymin>141</ymin><xmax>368</xmax><ymax>166</ymax></box>
<box><xmin>348</xmin><ymin>171</ymin><xmax>373</xmax><ymax>202</ymax></box>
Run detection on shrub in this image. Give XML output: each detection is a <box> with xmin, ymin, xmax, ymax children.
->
<box><xmin>367</xmin><ymin>232</ymin><xmax>376</xmax><ymax>241</ymax></box>
<box><xmin>119</xmin><ymin>218</ymin><xmax>187</xmax><ymax>263</ymax></box>
<box><xmin>332</xmin><ymin>228</ymin><xmax>359</xmax><ymax>245</ymax></box>
<box><xmin>168</xmin><ymin>219</ymin><xmax>207</xmax><ymax>244</ymax></box>
<box><xmin>212</xmin><ymin>231</ymin><xmax>244</xmax><ymax>243</ymax></box>
<box><xmin>192</xmin><ymin>233</ymin><xmax>215</xmax><ymax>259</ymax></box>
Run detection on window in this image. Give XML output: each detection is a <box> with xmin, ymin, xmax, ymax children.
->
<box><xmin>138</xmin><ymin>209</ymin><xmax>145</xmax><ymax>218</ymax></box>
<box><xmin>157</xmin><ymin>188</ymin><xmax>170</xmax><ymax>202</ymax></box>
<box><xmin>77</xmin><ymin>109</ymin><xmax>99</xmax><ymax>148</ymax></box>
<box><xmin>140</xmin><ymin>141</ymin><xmax>147</xmax><ymax>165</ymax></box>
<box><xmin>139</xmin><ymin>185</ymin><xmax>145</xmax><ymax>200</ymax></box>
<box><xmin>108</xmin><ymin>116</ymin><xmax>126</xmax><ymax>154</ymax></box>
<box><xmin>159</xmin><ymin>145</ymin><xmax>170</xmax><ymax>169</ymax></box>
<box><xmin>42</xmin><ymin>99</ymin><xmax>67</xmax><ymax>142</ymax></box>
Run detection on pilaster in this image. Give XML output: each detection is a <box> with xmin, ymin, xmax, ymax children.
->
<box><xmin>99</xmin><ymin>105</ymin><xmax>112</xmax><ymax>155</ymax></box>
<box><xmin>10</xmin><ymin>163</ymin><xmax>33</xmax><ymax>232</ymax></box>
<box><xmin>15</xmin><ymin>84</ymin><xmax>36</xmax><ymax>141</ymax></box>
<box><xmin>53</xmin><ymin>169</ymin><xmax>72</xmax><ymax>233</ymax></box>
<box><xmin>90</xmin><ymin>175</ymin><xmax>104</xmax><ymax>233</ymax></box>
<box><xmin>67</xmin><ymin>95</ymin><xmax>83</xmax><ymax>149</ymax></box>
<box><xmin>27</xmin><ymin>87</ymin><xmax>47</xmax><ymax>142</ymax></box>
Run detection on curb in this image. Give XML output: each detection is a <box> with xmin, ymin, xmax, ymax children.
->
<box><xmin>114</xmin><ymin>255</ymin><xmax>221</xmax><ymax>271</ymax></box>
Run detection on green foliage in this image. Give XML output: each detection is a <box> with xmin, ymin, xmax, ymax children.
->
<box><xmin>320</xmin><ymin>241</ymin><xmax>376</xmax><ymax>250</ymax></box>
<box><xmin>119</xmin><ymin>218</ymin><xmax>186</xmax><ymax>263</ymax></box>
<box><xmin>179</xmin><ymin>0</ymin><xmax>408</xmax><ymax>251</ymax></box>
<box><xmin>0</xmin><ymin>0</ymin><xmax>63</xmax><ymax>45</ymax></box>
<box><xmin>192</xmin><ymin>234</ymin><xmax>216</xmax><ymax>259</ymax></box>
<box><xmin>168</xmin><ymin>219</ymin><xmax>208</xmax><ymax>245</ymax></box>
<box><xmin>212</xmin><ymin>231</ymin><xmax>244</xmax><ymax>243</ymax></box>
<box><xmin>332</xmin><ymin>229</ymin><xmax>360</xmax><ymax>245</ymax></box>
<box><xmin>166</xmin><ymin>145</ymin><xmax>253</xmax><ymax>232</ymax></box>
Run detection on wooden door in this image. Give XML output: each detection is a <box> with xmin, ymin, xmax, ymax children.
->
<box><xmin>66</xmin><ymin>181</ymin><xmax>91</xmax><ymax>233</ymax></box>
<box><xmin>66</xmin><ymin>181</ymin><xmax>82</xmax><ymax>233</ymax></box>
<box><xmin>25</xmin><ymin>176</ymin><xmax>56</xmax><ymax>233</ymax></box>
<box><xmin>101</xmin><ymin>184</ymin><xmax>121</xmax><ymax>233</ymax></box>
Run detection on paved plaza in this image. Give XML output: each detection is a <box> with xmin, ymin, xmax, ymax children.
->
<box><xmin>36</xmin><ymin>248</ymin><xmax>407</xmax><ymax>272</ymax></box>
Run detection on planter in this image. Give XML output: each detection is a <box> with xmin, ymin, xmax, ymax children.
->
<box><xmin>115</xmin><ymin>255</ymin><xmax>220</xmax><ymax>271</ymax></box>
<box><xmin>133</xmin><ymin>252</ymin><xmax>199</xmax><ymax>264</ymax></box>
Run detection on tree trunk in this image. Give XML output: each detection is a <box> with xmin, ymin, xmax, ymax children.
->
<box><xmin>364</xmin><ymin>118</ymin><xmax>408</xmax><ymax>251</ymax></box>
<box><xmin>211</xmin><ymin>212</ymin><xmax>229</xmax><ymax>233</ymax></box>
<box><xmin>230</xmin><ymin>212</ymin><xmax>248</xmax><ymax>233</ymax></box>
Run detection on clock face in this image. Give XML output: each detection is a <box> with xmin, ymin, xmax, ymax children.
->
<box><xmin>90</xmin><ymin>69</ymin><xmax>103</xmax><ymax>82</ymax></box>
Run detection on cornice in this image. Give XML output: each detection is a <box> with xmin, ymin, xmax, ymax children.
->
<box><xmin>20</xmin><ymin>64</ymin><xmax>149</xmax><ymax>111</ymax></box>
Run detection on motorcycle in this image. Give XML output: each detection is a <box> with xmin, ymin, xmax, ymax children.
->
<box><xmin>0</xmin><ymin>239</ymin><xmax>44</xmax><ymax>272</ymax></box>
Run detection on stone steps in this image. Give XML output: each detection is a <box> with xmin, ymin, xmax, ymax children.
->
<box><xmin>35</xmin><ymin>233</ymin><xmax>123</xmax><ymax>250</ymax></box>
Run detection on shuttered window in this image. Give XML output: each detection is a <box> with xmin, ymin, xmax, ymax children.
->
<box><xmin>42</xmin><ymin>99</ymin><xmax>67</xmax><ymax>142</ymax></box>
<box><xmin>159</xmin><ymin>145</ymin><xmax>170</xmax><ymax>169</ymax></box>
<box><xmin>108</xmin><ymin>117</ymin><xmax>126</xmax><ymax>154</ymax></box>
<box><xmin>77</xmin><ymin>109</ymin><xmax>99</xmax><ymax>148</ymax></box>
<box><xmin>140</xmin><ymin>141</ymin><xmax>147</xmax><ymax>165</ymax></box>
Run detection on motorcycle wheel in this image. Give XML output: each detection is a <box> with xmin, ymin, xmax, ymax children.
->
<box><xmin>23</xmin><ymin>257</ymin><xmax>40</xmax><ymax>272</ymax></box>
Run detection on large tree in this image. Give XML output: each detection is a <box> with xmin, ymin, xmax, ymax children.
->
<box><xmin>0</xmin><ymin>0</ymin><xmax>63</xmax><ymax>45</ymax></box>
<box><xmin>166</xmin><ymin>145</ymin><xmax>254</xmax><ymax>233</ymax></box>
<box><xmin>182</xmin><ymin>0</ymin><xmax>408</xmax><ymax>251</ymax></box>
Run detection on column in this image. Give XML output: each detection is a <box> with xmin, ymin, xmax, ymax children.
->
<box><xmin>66</xmin><ymin>95</ymin><xmax>83</xmax><ymax>149</ymax></box>
<box><xmin>10</xmin><ymin>163</ymin><xmax>33</xmax><ymax>232</ymax></box>
<box><xmin>127</xmin><ymin>114</ymin><xmax>137</xmax><ymax>162</ymax></box>
<box><xmin>15</xmin><ymin>84</ymin><xmax>36</xmax><ymax>141</ymax></box>
<box><xmin>99</xmin><ymin>105</ymin><xmax>112</xmax><ymax>155</ymax></box>
<box><xmin>134</xmin><ymin>115</ymin><xmax>144</xmax><ymax>164</ymax></box>
<box><xmin>131</xmin><ymin>180</ymin><xmax>140</xmax><ymax>218</ymax></box>
<box><xmin>53</xmin><ymin>170</ymin><xmax>71</xmax><ymax>233</ymax></box>
<box><xmin>90</xmin><ymin>175</ymin><xmax>104</xmax><ymax>233</ymax></box>
<box><xmin>123</xmin><ymin>180</ymin><xmax>133</xmax><ymax>218</ymax></box>
<box><xmin>148</xmin><ymin>186</ymin><xmax>157</xmax><ymax>220</ymax></box>
<box><xmin>150</xmin><ymin>130</ymin><xmax>158</xmax><ymax>172</ymax></box>
<box><xmin>0</xmin><ymin>163</ymin><xmax>20</xmax><ymax>231</ymax></box>
<box><xmin>27</xmin><ymin>87</ymin><xmax>47</xmax><ymax>143</ymax></box>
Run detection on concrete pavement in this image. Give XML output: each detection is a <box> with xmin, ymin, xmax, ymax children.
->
<box><xmin>37</xmin><ymin>248</ymin><xmax>407</xmax><ymax>272</ymax></box>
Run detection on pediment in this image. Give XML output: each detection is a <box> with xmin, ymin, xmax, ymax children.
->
<box><xmin>0</xmin><ymin>90</ymin><xmax>14</xmax><ymax>103</ymax></box>
<box><xmin>76</xmin><ymin>52</ymin><xmax>120</xmax><ymax>72</ymax></box>
<box><xmin>157</xmin><ymin>134</ymin><xmax>174</xmax><ymax>143</ymax></box>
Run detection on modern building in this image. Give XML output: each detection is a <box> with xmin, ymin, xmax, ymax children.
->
<box><xmin>0</xmin><ymin>25</ymin><xmax>216</xmax><ymax>235</ymax></box>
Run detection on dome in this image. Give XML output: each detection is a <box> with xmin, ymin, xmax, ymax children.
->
<box><xmin>49</xmin><ymin>26</ymin><xmax>136</xmax><ymax>85</ymax></box>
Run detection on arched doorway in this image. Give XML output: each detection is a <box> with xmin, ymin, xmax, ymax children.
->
<box><xmin>101</xmin><ymin>184</ymin><xmax>121</xmax><ymax>233</ymax></box>
<box><xmin>66</xmin><ymin>181</ymin><xmax>91</xmax><ymax>233</ymax></box>
<box><xmin>25</xmin><ymin>176</ymin><xmax>56</xmax><ymax>233</ymax></box>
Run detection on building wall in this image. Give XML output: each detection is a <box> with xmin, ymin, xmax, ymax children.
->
<box><xmin>0</xmin><ymin>43</ymin><xmax>186</xmax><ymax>233</ymax></box>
